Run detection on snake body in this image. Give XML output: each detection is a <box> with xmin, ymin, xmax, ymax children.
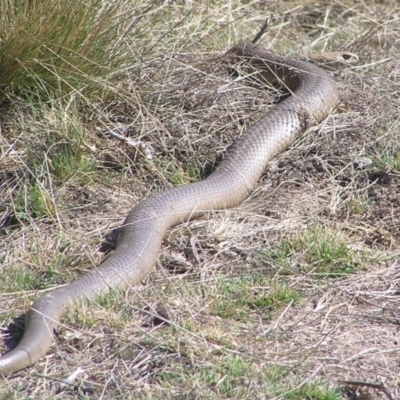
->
<box><xmin>0</xmin><ymin>43</ymin><xmax>338</xmax><ymax>374</ymax></box>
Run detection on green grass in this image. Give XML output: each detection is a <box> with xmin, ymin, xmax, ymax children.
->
<box><xmin>261</xmin><ymin>225</ymin><xmax>365</xmax><ymax>277</ymax></box>
<box><xmin>8</xmin><ymin>103</ymin><xmax>96</xmax><ymax>220</ymax></box>
<box><xmin>156</xmin><ymin>355</ymin><xmax>279</xmax><ymax>398</ymax></box>
<box><xmin>43</xmin><ymin>112</ymin><xmax>97</xmax><ymax>183</ymax></box>
<box><xmin>2</xmin><ymin>265</ymin><xmax>38</xmax><ymax>293</ymax></box>
<box><xmin>374</xmin><ymin>150</ymin><xmax>400</xmax><ymax>173</ymax></box>
<box><xmin>63</xmin><ymin>290</ymin><xmax>139</xmax><ymax>330</ymax></box>
<box><xmin>210</xmin><ymin>275</ymin><xmax>299</xmax><ymax>319</ymax></box>
<box><xmin>2</xmin><ymin>237</ymin><xmax>77</xmax><ymax>293</ymax></box>
<box><xmin>285</xmin><ymin>382</ymin><xmax>341</xmax><ymax>400</ymax></box>
<box><xmin>0</xmin><ymin>0</ymin><xmax>148</xmax><ymax>101</ymax></box>
<box><xmin>160</xmin><ymin>158</ymin><xmax>196</xmax><ymax>185</ymax></box>
<box><xmin>156</xmin><ymin>356</ymin><xmax>341</xmax><ymax>399</ymax></box>
<box><xmin>14</xmin><ymin>181</ymin><xmax>56</xmax><ymax>220</ymax></box>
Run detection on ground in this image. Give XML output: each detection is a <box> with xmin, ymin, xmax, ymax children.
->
<box><xmin>0</xmin><ymin>1</ymin><xmax>399</xmax><ymax>399</ymax></box>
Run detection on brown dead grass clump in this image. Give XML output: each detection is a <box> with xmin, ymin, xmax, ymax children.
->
<box><xmin>1</xmin><ymin>0</ymin><xmax>400</xmax><ymax>399</ymax></box>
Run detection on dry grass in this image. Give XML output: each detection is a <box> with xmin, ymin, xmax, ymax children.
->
<box><xmin>1</xmin><ymin>0</ymin><xmax>400</xmax><ymax>399</ymax></box>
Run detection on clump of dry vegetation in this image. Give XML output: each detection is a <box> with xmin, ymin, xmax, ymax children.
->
<box><xmin>0</xmin><ymin>0</ymin><xmax>399</xmax><ymax>399</ymax></box>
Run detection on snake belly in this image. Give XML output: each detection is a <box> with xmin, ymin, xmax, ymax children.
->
<box><xmin>0</xmin><ymin>43</ymin><xmax>338</xmax><ymax>374</ymax></box>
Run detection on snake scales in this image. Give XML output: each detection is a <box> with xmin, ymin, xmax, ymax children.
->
<box><xmin>0</xmin><ymin>43</ymin><xmax>339</xmax><ymax>374</ymax></box>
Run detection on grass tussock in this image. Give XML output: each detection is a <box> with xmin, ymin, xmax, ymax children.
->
<box><xmin>1</xmin><ymin>0</ymin><xmax>400</xmax><ymax>399</ymax></box>
<box><xmin>0</xmin><ymin>0</ymin><xmax>176</xmax><ymax>101</ymax></box>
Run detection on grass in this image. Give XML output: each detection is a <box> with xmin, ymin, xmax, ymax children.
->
<box><xmin>7</xmin><ymin>104</ymin><xmax>96</xmax><ymax>221</ymax></box>
<box><xmin>0</xmin><ymin>0</ymin><xmax>153</xmax><ymax>101</ymax></box>
<box><xmin>262</xmin><ymin>225</ymin><xmax>367</xmax><ymax>277</ymax></box>
<box><xmin>374</xmin><ymin>151</ymin><xmax>400</xmax><ymax>173</ymax></box>
<box><xmin>285</xmin><ymin>382</ymin><xmax>341</xmax><ymax>400</ymax></box>
<box><xmin>150</xmin><ymin>355</ymin><xmax>341</xmax><ymax>399</ymax></box>
<box><xmin>210</xmin><ymin>275</ymin><xmax>299</xmax><ymax>319</ymax></box>
<box><xmin>1</xmin><ymin>0</ymin><xmax>400</xmax><ymax>399</ymax></box>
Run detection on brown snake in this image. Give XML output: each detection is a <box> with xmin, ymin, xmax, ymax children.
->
<box><xmin>0</xmin><ymin>43</ymin><xmax>339</xmax><ymax>374</ymax></box>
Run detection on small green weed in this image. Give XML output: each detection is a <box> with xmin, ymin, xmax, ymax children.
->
<box><xmin>42</xmin><ymin>111</ymin><xmax>97</xmax><ymax>183</ymax></box>
<box><xmin>2</xmin><ymin>265</ymin><xmax>39</xmax><ymax>293</ymax></box>
<box><xmin>346</xmin><ymin>198</ymin><xmax>367</xmax><ymax>215</ymax></box>
<box><xmin>159</xmin><ymin>158</ymin><xmax>199</xmax><ymax>185</ymax></box>
<box><xmin>14</xmin><ymin>181</ymin><xmax>56</xmax><ymax>220</ymax></box>
<box><xmin>263</xmin><ymin>225</ymin><xmax>362</xmax><ymax>277</ymax></box>
<box><xmin>374</xmin><ymin>150</ymin><xmax>400</xmax><ymax>173</ymax></box>
<box><xmin>10</xmin><ymin>104</ymin><xmax>96</xmax><ymax>220</ymax></box>
<box><xmin>64</xmin><ymin>291</ymin><xmax>133</xmax><ymax>330</ymax></box>
<box><xmin>285</xmin><ymin>381</ymin><xmax>341</xmax><ymax>400</ymax></box>
<box><xmin>2</xmin><ymin>238</ymin><xmax>78</xmax><ymax>293</ymax></box>
<box><xmin>210</xmin><ymin>275</ymin><xmax>299</xmax><ymax>319</ymax></box>
<box><xmin>156</xmin><ymin>355</ymin><xmax>338</xmax><ymax>399</ymax></box>
<box><xmin>157</xmin><ymin>355</ymin><xmax>285</xmax><ymax>398</ymax></box>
